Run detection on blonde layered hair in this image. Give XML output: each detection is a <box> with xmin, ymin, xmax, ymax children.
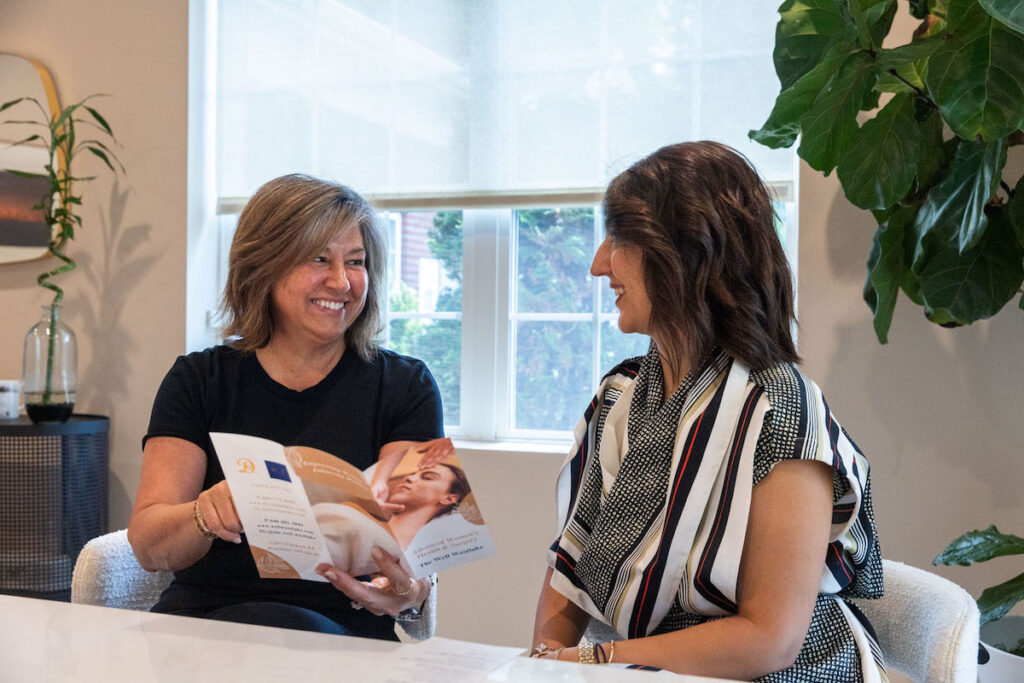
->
<box><xmin>219</xmin><ymin>174</ymin><xmax>386</xmax><ymax>361</ymax></box>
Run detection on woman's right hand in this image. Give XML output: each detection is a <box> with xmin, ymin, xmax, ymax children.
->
<box><xmin>316</xmin><ymin>548</ymin><xmax>430</xmax><ymax>617</ymax></box>
<box><xmin>195</xmin><ymin>480</ymin><xmax>244</xmax><ymax>544</ymax></box>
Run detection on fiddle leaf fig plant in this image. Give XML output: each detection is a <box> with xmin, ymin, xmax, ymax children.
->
<box><xmin>935</xmin><ymin>525</ymin><xmax>1024</xmax><ymax>655</ymax></box>
<box><xmin>751</xmin><ymin>0</ymin><xmax>1024</xmax><ymax>343</ymax></box>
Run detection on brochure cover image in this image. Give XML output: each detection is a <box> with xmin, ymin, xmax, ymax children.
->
<box><xmin>210</xmin><ymin>433</ymin><xmax>494</xmax><ymax>581</ymax></box>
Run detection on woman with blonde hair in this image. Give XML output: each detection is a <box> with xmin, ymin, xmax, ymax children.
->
<box><xmin>531</xmin><ymin>142</ymin><xmax>885</xmax><ymax>681</ymax></box>
<box><xmin>129</xmin><ymin>174</ymin><xmax>441</xmax><ymax>639</ymax></box>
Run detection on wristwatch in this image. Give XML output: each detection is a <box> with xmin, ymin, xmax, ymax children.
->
<box><xmin>394</xmin><ymin>606</ymin><xmax>422</xmax><ymax>623</ymax></box>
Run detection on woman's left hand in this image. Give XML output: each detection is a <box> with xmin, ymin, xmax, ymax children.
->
<box><xmin>316</xmin><ymin>547</ymin><xmax>430</xmax><ymax>617</ymax></box>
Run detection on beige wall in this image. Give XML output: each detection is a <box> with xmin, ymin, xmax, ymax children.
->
<box><xmin>0</xmin><ymin>1</ymin><xmax>189</xmax><ymax>527</ymax></box>
<box><xmin>1</xmin><ymin>0</ymin><xmax>1020</xmax><ymax>651</ymax></box>
<box><xmin>798</xmin><ymin>163</ymin><xmax>1024</xmax><ymax>615</ymax></box>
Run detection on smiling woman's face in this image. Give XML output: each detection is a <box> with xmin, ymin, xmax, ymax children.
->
<box><xmin>387</xmin><ymin>465</ymin><xmax>459</xmax><ymax>512</ymax></box>
<box><xmin>270</xmin><ymin>227</ymin><xmax>368</xmax><ymax>349</ymax></box>
<box><xmin>590</xmin><ymin>234</ymin><xmax>651</xmax><ymax>336</ymax></box>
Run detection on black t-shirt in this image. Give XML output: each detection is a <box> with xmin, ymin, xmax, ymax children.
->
<box><xmin>144</xmin><ymin>344</ymin><xmax>444</xmax><ymax>638</ymax></box>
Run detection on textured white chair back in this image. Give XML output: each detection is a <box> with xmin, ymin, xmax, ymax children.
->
<box><xmin>71</xmin><ymin>529</ymin><xmax>172</xmax><ymax>611</ymax></box>
<box><xmin>852</xmin><ymin>559</ymin><xmax>979</xmax><ymax>682</ymax></box>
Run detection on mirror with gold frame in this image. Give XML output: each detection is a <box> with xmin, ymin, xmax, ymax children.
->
<box><xmin>0</xmin><ymin>53</ymin><xmax>61</xmax><ymax>265</ymax></box>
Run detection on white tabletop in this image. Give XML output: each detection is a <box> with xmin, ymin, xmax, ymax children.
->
<box><xmin>0</xmin><ymin>594</ymin><xmax>733</xmax><ymax>682</ymax></box>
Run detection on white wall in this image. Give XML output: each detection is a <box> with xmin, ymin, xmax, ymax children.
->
<box><xmin>798</xmin><ymin>161</ymin><xmax>1024</xmax><ymax>617</ymax></box>
<box><xmin>0</xmin><ymin>1</ymin><xmax>189</xmax><ymax>528</ymax></box>
<box><xmin>1</xmin><ymin>0</ymin><xmax>1020</xmax><ymax>654</ymax></box>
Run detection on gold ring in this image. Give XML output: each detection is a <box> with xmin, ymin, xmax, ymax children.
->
<box><xmin>392</xmin><ymin>580</ymin><xmax>414</xmax><ymax>596</ymax></box>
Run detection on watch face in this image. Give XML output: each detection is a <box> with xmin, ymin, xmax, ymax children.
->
<box><xmin>394</xmin><ymin>606</ymin><xmax>422</xmax><ymax>623</ymax></box>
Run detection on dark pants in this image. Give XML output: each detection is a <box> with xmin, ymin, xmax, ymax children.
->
<box><xmin>206</xmin><ymin>601</ymin><xmax>351</xmax><ymax>635</ymax></box>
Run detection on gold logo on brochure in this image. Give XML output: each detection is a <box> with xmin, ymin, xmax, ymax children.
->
<box><xmin>236</xmin><ymin>457</ymin><xmax>255</xmax><ymax>474</ymax></box>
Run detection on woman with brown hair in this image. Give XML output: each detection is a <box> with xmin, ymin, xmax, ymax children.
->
<box><xmin>128</xmin><ymin>174</ymin><xmax>441</xmax><ymax>640</ymax></box>
<box><xmin>531</xmin><ymin>142</ymin><xmax>885</xmax><ymax>681</ymax></box>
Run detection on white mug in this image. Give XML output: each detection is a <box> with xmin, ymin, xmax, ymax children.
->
<box><xmin>0</xmin><ymin>380</ymin><xmax>21</xmax><ymax>419</ymax></box>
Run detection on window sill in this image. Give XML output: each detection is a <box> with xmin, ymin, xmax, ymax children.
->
<box><xmin>452</xmin><ymin>438</ymin><xmax>570</xmax><ymax>458</ymax></box>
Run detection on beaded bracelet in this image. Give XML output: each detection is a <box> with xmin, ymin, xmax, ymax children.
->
<box><xmin>192</xmin><ymin>499</ymin><xmax>218</xmax><ymax>540</ymax></box>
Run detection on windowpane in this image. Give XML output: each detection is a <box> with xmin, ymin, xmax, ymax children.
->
<box><xmin>386</xmin><ymin>210</ymin><xmax>462</xmax><ymax>313</ymax></box>
<box><xmin>514</xmin><ymin>321</ymin><xmax>593</xmax><ymax>431</ymax></box>
<box><xmin>600</xmin><ymin>320</ymin><xmax>650</xmax><ymax>371</ymax></box>
<box><xmin>385</xmin><ymin>209</ymin><xmax>463</xmax><ymax>425</ymax></box>
<box><xmin>388</xmin><ymin>318</ymin><xmax>462</xmax><ymax>426</ymax></box>
<box><xmin>515</xmin><ymin>208</ymin><xmax>596</xmax><ymax>314</ymax></box>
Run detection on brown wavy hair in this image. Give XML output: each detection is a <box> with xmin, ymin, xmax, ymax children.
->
<box><xmin>602</xmin><ymin>141</ymin><xmax>798</xmax><ymax>375</ymax></box>
<box><xmin>219</xmin><ymin>174</ymin><xmax>386</xmax><ymax>361</ymax></box>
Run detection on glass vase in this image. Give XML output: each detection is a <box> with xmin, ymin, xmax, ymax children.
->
<box><xmin>22</xmin><ymin>304</ymin><xmax>77</xmax><ymax>423</ymax></box>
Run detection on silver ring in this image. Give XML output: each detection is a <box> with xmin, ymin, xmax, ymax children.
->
<box><xmin>351</xmin><ymin>601</ymin><xmax>363</xmax><ymax>610</ymax></box>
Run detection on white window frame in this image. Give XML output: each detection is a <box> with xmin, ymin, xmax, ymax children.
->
<box><xmin>207</xmin><ymin>181</ymin><xmax>795</xmax><ymax>444</ymax></box>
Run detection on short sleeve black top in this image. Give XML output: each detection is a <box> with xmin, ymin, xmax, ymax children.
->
<box><xmin>143</xmin><ymin>345</ymin><xmax>444</xmax><ymax>638</ymax></box>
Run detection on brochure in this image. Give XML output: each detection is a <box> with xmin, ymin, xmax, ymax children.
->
<box><xmin>209</xmin><ymin>433</ymin><xmax>494</xmax><ymax>581</ymax></box>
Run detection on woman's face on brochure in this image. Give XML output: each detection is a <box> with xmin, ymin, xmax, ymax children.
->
<box><xmin>388</xmin><ymin>465</ymin><xmax>458</xmax><ymax>512</ymax></box>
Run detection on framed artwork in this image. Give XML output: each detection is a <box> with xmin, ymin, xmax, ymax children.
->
<box><xmin>0</xmin><ymin>53</ymin><xmax>60</xmax><ymax>264</ymax></box>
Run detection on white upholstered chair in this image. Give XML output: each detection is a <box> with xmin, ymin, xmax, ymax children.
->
<box><xmin>71</xmin><ymin>528</ymin><xmax>436</xmax><ymax>640</ymax></box>
<box><xmin>852</xmin><ymin>558</ymin><xmax>979</xmax><ymax>683</ymax></box>
<box><xmin>70</xmin><ymin>529</ymin><xmax>172</xmax><ymax>611</ymax></box>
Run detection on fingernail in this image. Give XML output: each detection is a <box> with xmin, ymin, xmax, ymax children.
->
<box><xmin>324</xmin><ymin>570</ymin><xmax>338</xmax><ymax>581</ymax></box>
<box><xmin>372</xmin><ymin>548</ymin><xmax>384</xmax><ymax>561</ymax></box>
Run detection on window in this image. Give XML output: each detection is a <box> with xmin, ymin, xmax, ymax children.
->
<box><xmin>189</xmin><ymin>0</ymin><xmax>798</xmax><ymax>440</ymax></box>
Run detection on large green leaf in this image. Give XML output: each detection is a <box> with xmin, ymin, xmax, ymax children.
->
<box><xmin>1009</xmin><ymin>175</ymin><xmax>1024</xmax><ymax>249</ymax></box>
<box><xmin>917</xmin><ymin>206</ymin><xmax>1024</xmax><ymax>324</ymax></box>
<box><xmin>863</xmin><ymin>206</ymin><xmax>918</xmax><ymax>342</ymax></box>
<box><xmin>874</xmin><ymin>36</ymin><xmax>943</xmax><ymax>94</ymax></box>
<box><xmin>798</xmin><ymin>51</ymin><xmax>877</xmax><ymax>174</ymax></box>
<box><xmin>914</xmin><ymin>110</ymin><xmax>953</xmax><ymax>190</ymax></box>
<box><xmin>865</xmin><ymin>0</ymin><xmax>898</xmax><ymax>47</ymax></box>
<box><xmin>980</xmin><ymin>0</ymin><xmax>1024</xmax><ymax>33</ymax></box>
<box><xmin>912</xmin><ymin>138</ymin><xmax>1006</xmax><ymax>258</ymax></box>
<box><xmin>945</xmin><ymin>0</ymin><xmax>975</xmax><ymax>30</ymax></box>
<box><xmin>908</xmin><ymin>0</ymin><xmax>929</xmax><ymax>18</ymax></box>
<box><xmin>773</xmin><ymin>0</ymin><xmax>855</xmax><ymax>89</ymax></box>
<box><xmin>930</xmin><ymin>0</ymin><xmax>950</xmax><ymax>20</ymax></box>
<box><xmin>935</xmin><ymin>525</ymin><xmax>1024</xmax><ymax>565</ymax></box>
<box><xmin>978</xmin><ymin>572</ymin><xmax>1024</xmax><ymax>625</ymax></box>
<box><xmin>875</xmin><ymin>34</ymin><xmax>944</xmax><ymax>72</ymax></box>
<box><xmin>847</xmin><ymin>0</ymin><xmax>897</xmax><ymax>48</ymax></box>
<box><xmin>837</xmin><ymin>94</ymin><xmax>921</xmax><ymax>210</ymax></box>
<box><xmin>750</xmin><ymin>43</ymin><xmax>855</xmax><ymax>148</ymax></box>
<box><xmin>926</xmin><ymin>1</ymin><xmax>1024</xmax><ymax>141</ymax></box>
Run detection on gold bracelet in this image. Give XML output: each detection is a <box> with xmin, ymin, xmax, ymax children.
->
<box><xmin>529</xmin><ymin>643</ymin><xmax>563</xmax><ymax>659</ymax></box>
<box><xmin>193</xmin><ymin>499</ymin><xmax>217</xmax><ymax>540</ymax></box>
<box><xmin>607</xmin><ymin>640</ymin><xmax>615</xmax><ymax>664</ymax></box>
<box><xmin>578</xmin><ymin>641</ymin><xmax>596</xmax><ymax>665</ymax></box>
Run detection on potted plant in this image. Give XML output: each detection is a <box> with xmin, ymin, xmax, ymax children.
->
<box><xmin>1</xmin><ymin>94</ymin><xmax>123</xmax><ymax>422</ymax></box>
<box><xmin>751</xmin><ymin>0</ymin><xmax>1024</xmax><ymax>342</ymax></box>
<box><xmin>935</xmin><ymin>526</ymin><xmax>1024</xmax><ymax>679</ymax></box>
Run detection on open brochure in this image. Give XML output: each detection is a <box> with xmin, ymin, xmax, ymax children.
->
<box><xmin>210</xmin><ymin>433</ymin><xmax>494</xmax><ymax>581</ymax></box>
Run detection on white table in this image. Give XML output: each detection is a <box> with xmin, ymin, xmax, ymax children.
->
<box><xmin>0</xmin><ymin>595</ymin><xmax>732</xmax><ymax>682</ymax></box>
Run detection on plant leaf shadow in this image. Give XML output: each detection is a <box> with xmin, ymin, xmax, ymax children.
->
<box><xmin>69</xmin><ymin>180</ymin><xmax>158</xmax><ymax>419</ymax></box>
